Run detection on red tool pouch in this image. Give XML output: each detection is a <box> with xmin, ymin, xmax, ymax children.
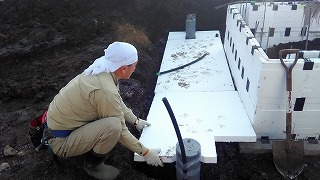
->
<box><xmin>28</xmin><ymin>112</ymin><xmax>47</xmax><ymax>149</ymax></box>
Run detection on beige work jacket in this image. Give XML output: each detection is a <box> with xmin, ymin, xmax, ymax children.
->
<box><xmin>46</xmin><ymin>72</ymin><xmax>148</xmax><ymax>155</ymax></box>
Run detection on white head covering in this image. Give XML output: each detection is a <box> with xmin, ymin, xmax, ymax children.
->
<box><xmin>84</xmin><ymin>41</ymin><xmax>138</xmax><ymax>75</ymax></box>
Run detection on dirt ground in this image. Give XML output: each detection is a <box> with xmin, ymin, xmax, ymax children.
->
<box><xmin>1</xmin><ymin>0</ymin><xmax>320</xmax><ymax>180</ymax></box>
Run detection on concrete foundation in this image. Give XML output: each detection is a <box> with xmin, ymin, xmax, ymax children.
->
<box><xmin>240</xmin><ymin>140</ymin><xmax>320</xmax><ymax>155</ymax></box>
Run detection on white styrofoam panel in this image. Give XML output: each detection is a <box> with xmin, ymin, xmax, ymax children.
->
<box><xmin>243</xmin><ymin>26</ymin><xmax>254</xmax><ymax>37</ymax></box>
<box><xmin>293</xmin><ymin>111</ymin><xmax>320</xmax><ymax>139</ymax></box>
<box><xmin>256</xmin><ymin>96</ymin><xmax>320</xmax><ymax>112</ymax></box>
<box><xmin>134</xmin><ymin>91</ymin><xmax>256</xmax><ymax>163</ymax></box>
<box><xmin>225</xmin><ymin>16</ymin><xmax>268</xmax><ymax>124</ymax></box>
<box><xmin>258</xmin><ymin>60</ymin><xmax>319</xmax><ymax>98</ymax></box>
<box><xmin>246</xmin><ymin>49</ymin><xmax>267</xmax><ymax>102</ymax></box>
<box><xmin>289</xmin><ymin>51</ymin><xmax>320</xmax><ymax>59</ymax></box>
<box><xmin>248</xmin><ymin>7</ymin><xmax>304</xmax><ymax>28</ymax></box>
<box><xmin>253</xmin><ymin>59</ymin><xmax>320</xmax><ymax>138</ymax></box>
<box><xmin>252</xmin><ymin>109</ymin><xmax>288</xmax><ymax>140</ymax></box>
<box><xmin>302</xmin><ymin>98</ymin><xmax>320</xmax><ymax>110</ymax></box>
<box><xmin>256</xmin><ymin>97</ymin><xmax>286</xmax><ymax>111</ymax></box>
<box><xmin>292</xmin><ymin>70</ymin><xmax>320</xmax><ymax>99</ymax></box>
<box><xmin>154</xmin><ymin>31</ymin><xmax>235</xmax><ymax>93</ymax></box>
<box><xmin>304</xmin><ymin>52</ymin><xmax>320</xmax><ymax>58</ymax></box>
<box><xmin>257</xmin><ymin>68</ymin><xmax>286</xmax><ymax>98</ymax></box>
<box><xmin>241</xmin><ymin>2</ymin><xmax>320</xmax><ymax>49</ymax></box>
<box><xmin>226</xmin><ymin>6</ymin><xmax>320</xmax><ymax>140</ymax></box>
<box><xmin>254</xmin><ymin>110</ymin><xmax>320</xmax><ymax>140</ymax></box>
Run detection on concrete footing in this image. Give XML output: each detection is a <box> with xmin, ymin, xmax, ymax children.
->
<box><xmin>239</xmin><ymin>140</ymin><xmax>320</xmax><ymax>155</ymax></box>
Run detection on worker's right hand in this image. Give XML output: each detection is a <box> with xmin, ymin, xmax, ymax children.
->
<box><xmin>144</xmin><ymin>149</ymin><xmax>164</xmax><ymax>167</ymax></box>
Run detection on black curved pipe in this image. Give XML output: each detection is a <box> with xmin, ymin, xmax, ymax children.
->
<box><xmin>162</xmin><ymin>97</ymin><xmax>187</xmax><ymax>165</ymax></box>
<box><xmin>156</xmin><ymin>52</ymin><xmax>209</xmax><ymax>76</ymax></box>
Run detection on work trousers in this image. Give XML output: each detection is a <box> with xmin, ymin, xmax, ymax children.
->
<box><xmin>48</xmin><ymin>117</ymin><xmax>122</xmax><ymax>157</ymax></box>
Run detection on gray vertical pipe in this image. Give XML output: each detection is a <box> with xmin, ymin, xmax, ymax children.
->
<box><xmin>266</xmin><ymin>27</ymin><xmax>270</xmax><ymax>54</ymax></box>
<box><xmin>305</xmin><ymin>7</ymin><xmax>312</xmax><ymax>50</ymax></box>
<box><xmin>176</xmin><ymin>138</ymin><xmax>201</xmax><ymax>180</ymax></box>
<box><xmin>186</xmin><ymin>14</ymin><xmax>196</xmax><ymax>39</ymax></box>
<box><xmin>240</xmin><ymin>0</ymin><xmax>243</xmax><ymax>16</ymax></box>
<box><xmin>260</xmin><ymin>0</ymin><xmax>266</xmax><ymax>45</ymax></box>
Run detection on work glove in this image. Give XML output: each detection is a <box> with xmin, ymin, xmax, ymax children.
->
<box><xmin>144</xmin><ymin>149</ymin><xmax>164</xmax><ymax>167</ymax></box>
<box><xmin>135</xmin><ymin>118</ymin><xmax>151</xmax><ymax>131</ymax></box>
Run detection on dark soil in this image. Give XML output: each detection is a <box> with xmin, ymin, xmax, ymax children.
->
<box><xmin>0</xmin><ymin>0</ymin><xmax>319</xmax><ymax>180</ymax></box>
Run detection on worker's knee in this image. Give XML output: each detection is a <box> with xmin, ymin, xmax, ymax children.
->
<box><xmin>100</xmin><ymin>117</ymin><xmax>122</xmax><ymax>136</ymax></box>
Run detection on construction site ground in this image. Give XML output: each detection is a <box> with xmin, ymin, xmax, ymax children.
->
<box><xmin>1</xmin><ymin>0</ymin><xmax>320</xmax><ymax>179</ymax></box>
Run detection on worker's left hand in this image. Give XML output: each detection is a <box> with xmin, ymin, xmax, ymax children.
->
<box><xmin>144</xmin><ymin>149</ymin><xmax>164</xmax><ymax>167</ymax></box>
<box><xmin>135</xmin><ymin>118</ymin><xmax>151</xmax><ymax>131</ymax></box>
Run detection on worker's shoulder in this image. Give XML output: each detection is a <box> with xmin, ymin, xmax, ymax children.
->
<box><xmin>78</xmin><ymin>72</ymin><xmax>113</xmax><ymax>86</ymax></box>
<box><xmin>89</xmin><ymin>73</ymin><xmax>119</xmax><ymax>95</ymax></box>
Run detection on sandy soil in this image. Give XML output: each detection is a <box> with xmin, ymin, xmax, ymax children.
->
<box><xmin>1</xmin><ymin>0</ymin><xmax>320</xmax><ymax>179</ymax></box>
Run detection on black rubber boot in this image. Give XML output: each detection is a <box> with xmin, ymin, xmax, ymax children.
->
<box><xmin>83</xmin><ymin>151</ymin><xmax>119</xmax><ymax>180</ymax></box>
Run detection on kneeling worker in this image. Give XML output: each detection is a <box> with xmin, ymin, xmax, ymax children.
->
<box><xmin>46</xmin><ymin>41</ymin><xmax>163</xmax><ymax>179</ymax></box>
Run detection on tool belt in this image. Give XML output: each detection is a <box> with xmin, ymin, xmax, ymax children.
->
<box><xmin>49</xmin><ymin>128</ymin><xmax>72</xmax><ymax>138</ymax></box>
<box><xmin>28</xmin><ymin>112</ymin><xmax>73</xmax><ymax>151</ymax></box>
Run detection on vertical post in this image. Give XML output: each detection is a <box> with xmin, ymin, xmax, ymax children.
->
<box><xmin>244</xmin><ymin>2</ymin><xmax>248</xmax><ymax>21</ymax></box>
<box><xmin>305</xmin><ymin>7</ymin><xmax>312</xmax><ymax>50</ymax></box>
<box><xmin>260</xmin><ymin>0</ymin><xmax>266</xmax><ymax>45</ymax></box>
<box><xmin>266</xmin><ymin>27</ymin><xmax>270</xmax><ymax>54</ymax></box>
<box><xmin>240</xmin><ymin>0</ymin><xmax>243</xmax><ymax>16</ymax></box>
<box><xmin>186</xmin><ymin>14</ymin><xmax>196</xmax><ymax>39</ymax></box>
